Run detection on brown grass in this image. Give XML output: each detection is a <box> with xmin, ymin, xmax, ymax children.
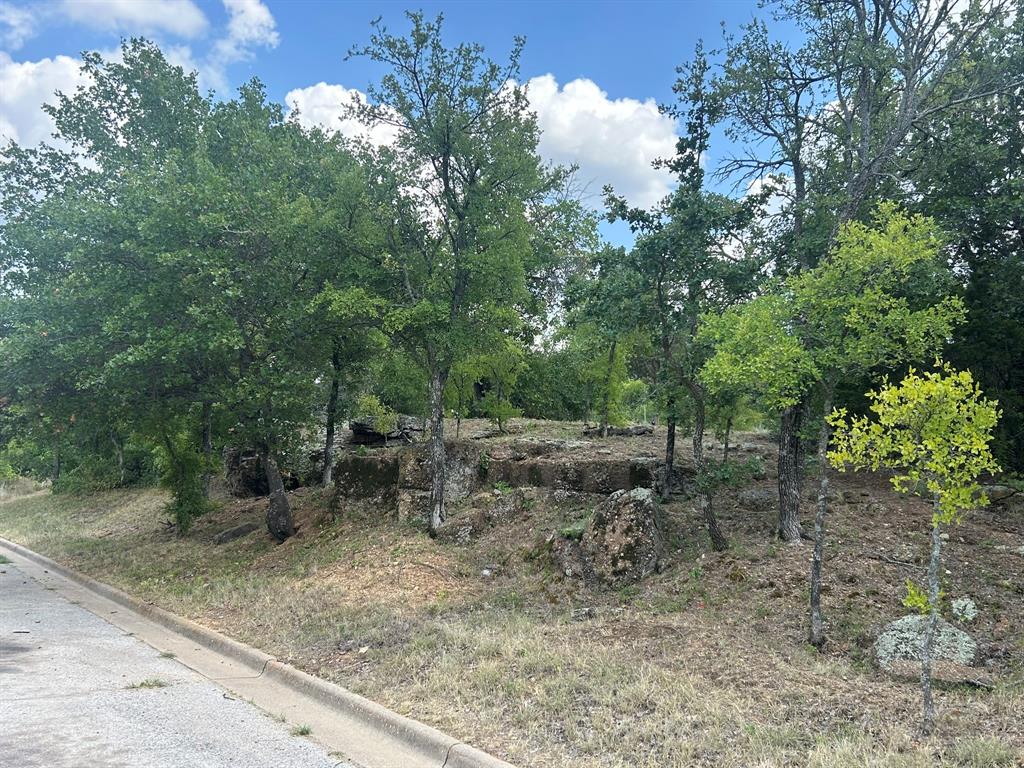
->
<box><xmin>1</xmin><ymin>427</ymin><xmax>1021</xmax><ymax>767</ymax></box>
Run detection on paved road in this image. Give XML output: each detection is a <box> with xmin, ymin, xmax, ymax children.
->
<box><xmin>0</xmin><ymin>560</ymin><xmax>350</xmax><ymax>768</ymax></box>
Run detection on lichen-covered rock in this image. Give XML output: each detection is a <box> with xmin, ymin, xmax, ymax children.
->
<box><xmin>436</xmin><ymin>488</ymin><xmax>537</xmax><ymax>543</ymax></box>
<box><xmin>875</xmin><ymin>614</ymin><xmax>977</xmax><ymax>670</ymax></box>
<box><xmin>550</xmin><ymin>534</ymin><xmax>596</xmax><ymax>584</ymax></box>
<box><xmin>582</xmin><ymin>487</ymin><xmax>664</xmax><ymax>587</ymax></box>
<box><xmin>951</xmin><ymin>597</ymin><xmax>978</xmax><ymax>623</ymax></box>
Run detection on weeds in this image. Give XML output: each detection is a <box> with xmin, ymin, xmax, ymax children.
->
<box><xmin>126</xmin><ymin>678</ymin><xmax>168</xmax><ymax>689</ymax></box>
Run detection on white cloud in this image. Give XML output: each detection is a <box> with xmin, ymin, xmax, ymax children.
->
<box><xmin>0</xmin><ymin>0</ymin><xmax>280</xmax><ymax>151</ymax></box>
<box><xmin>284</xmin><ymin>82</ymin><xmax>401</xmax><ymax>146</ymax></box>
<box><xmin>202</xmin><ymin>0</ymin><xmax>277</xmax><ymax>92</ymax></box>
<box><xmin>286</xmin><ymin>73</ymin><xmax>680</xmax><ymax>209</ymax></box>
<box><xmin>746</xmin><ymin>175</ymin><xmax>791</xmax><ymax>218</ymax></box>
<box><xmin>0</xmin><ymin>51</ymin><xmax>87</xmax><ymax>146</ymax></box>
<box><xmin>0</xmin><ymin>1</ymin><xmax>35</xmax><ymax>49</ymax></box>
<box><xmin>525</xmin><ymin>74</ymin><xmax>678</xmax><ymax>209</ymax></box>
<box><xmin>59</xmin><ymin>0</ymin><xmax>208</xmax><ymax>39</ymax></box>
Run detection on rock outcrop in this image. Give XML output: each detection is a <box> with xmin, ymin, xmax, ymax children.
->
<box><xmin>581</xmin><ymin>487</ymin><xmax>664</xmax><ymax>587</ymax></box>
<box><xmin>330</xmin><ymin>440</ymin><xmax>668</xmax><ymax>522</ymax></box>
<box><xmin>349</xmin><ymin>415</ymin><xmax>425</xmax><ymax>445</ymax></box>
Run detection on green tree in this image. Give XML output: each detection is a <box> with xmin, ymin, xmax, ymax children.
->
<box><xmin>828</xmin><ymin>363</ymin><xmax>1000</xmax><ymax>734</ymax></box>
<box><xmin>477</xmin><ymin>341</ymin><xmax>526</xmax><ymax>434</ymax></box>
<box><xmin>564</xmin><ymin>245</ymin><xmax>645</xmax><ymax>437</ymax></box>
<box><xmin>905</xmin><ymin>12</ymin><xmax>1024</xmax><ymax>471</ymax></box>
<box><xmin>703</xmin><ymin>204</ymin><xmax>965</xmax><ymax>645</ymax></box>
<box><xmin>712</xmin><ymin>0</ymin><xmax>1018</xmax><ymax>542</ymax></box>
<box><xmin>602</xmin><ymin>48</ymin><xmax>765</xmax><ymax>550</ymax></box>
<box><xmin>445</xmin><ymin>357</ymin><xmax>481</xmax><ymax>439</ymax></box>
<box><xmin>0</xmin><ymin>40</ymin><xmax>223</xmax><ymax>525</ymax></box>
<box><xmin>351</xmin><ymin>13</ymin><xmax>567</xmax><ymax>534</ymax></box>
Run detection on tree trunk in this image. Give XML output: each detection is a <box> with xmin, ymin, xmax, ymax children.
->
<box><xmin>808</xmin><ymin>390</ymin><xmax>833</xmax><ymax>648</ymax></box>
<box><xmin>53</xmin><ymin>432</ymin><xmax>62</xmax><ymax>482</ymax></box>
<box><xmin>200</xmin><ymin>401</ymin><xmax>213</xmax><ymax>499</ymax></box>
<box><xmin>921</xmin><ymin>506</ymin><xmax>942</xmax><ymax>735</ymax></box>
<box><xmin>693</xmin><ymin>393</ymin><xmax>728</xmax><ymax>552</ymax></box>
<box><xmin>427</xmin><ymin>368</ymin><xmax>447</xmax><ymax>536</ymax></box>
<box><xmin>599</xmin><ymin>338</ymin><xmax>617</xmax><ymax>438</ymax></box>
<box><xmin>111</xmin><ymin>433</ymin><xmax>125</xmax><ymax>487</ymax></box>
<box><xmin>662</xmin><ymin>403</ymin><xmax>677</xmax><ymax>497</ymax></box>
<box><xmin>778</xmin><ymin>404</ymin><xmax>803</xmax><ymax>542</ymax></box>
<box><xmin>321</xmin><ymin>349</ymin><xmax>342</xmax><ymax>486</ymax></box>
<box><xmin>262</xmin><ymin>449</ymin><xmax>294</xmax><ymax>542</ymax></box>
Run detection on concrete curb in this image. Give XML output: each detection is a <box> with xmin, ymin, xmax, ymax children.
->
<box><xmin>0</xmin><ymin>535</ymin><xmax>517</xmax><ymax>768</ymax></box>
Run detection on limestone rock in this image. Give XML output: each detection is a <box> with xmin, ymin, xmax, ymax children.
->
<box><xmin>212</xmin><ymin>522</ymin><xmax>260</xmax><ymax>545</ymax></box>
<box><xmin>582</xmin><ymin>487</ymin><xmax>664</xmax><ymax>587</ymax></box>
<box><xmin>349</xmin><ymin>415</ymin><xmax>425</xmax><ymax>445</ymax></box>
<box><xmin>875</xmin><ymin>614</ymin><xmax>977</xmax><ymax>672</ymax></box>
<box><xmin>983</xmin><ymin>484</ymin><xmax>1018</xmax><ymax>502</ymax></box>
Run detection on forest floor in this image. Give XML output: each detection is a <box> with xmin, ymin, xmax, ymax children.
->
<box><xmin>1</xmin><ymin>421</ymin><xmax>1021</xmax><ymax>768</ymax></box>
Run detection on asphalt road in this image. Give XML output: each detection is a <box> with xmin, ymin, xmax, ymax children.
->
<box><xmin>0</xmin><ymin>559</ymin><xmax>351</xmax><ymax>768</ymax></box>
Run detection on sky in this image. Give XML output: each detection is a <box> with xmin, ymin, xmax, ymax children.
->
<box><xmin>0</xmin><ymin>0</ymin><xmax>772</xmax><ymax>240</ymax></box>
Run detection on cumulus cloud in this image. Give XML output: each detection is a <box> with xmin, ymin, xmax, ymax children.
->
<box><xmin>0</xmin><ymin>1</ymin><xmax>35</xmax><ymax>49</ymax></box>
<box><xmin>525</xmin><ymin>74</ymin><xmax>678</xmax><ymax>209</ymax></box>
<box><xmin>284</xmin><ymin>82</ymin><xmax>401</xmax><ymax>146</ymax></box>
<box><xmin>0</xmin><ymin>51</ymin><xmax>87</xmax><ymax>146</ymax></box>
<box><xmin>59</xmin><ymin>0</ymin><xmax>208</xmax><ymax>39</ymax></box>
<box><xmin>170</xmin><ymin>0</ymin><xmax>278</xmax><ymax>94</ymax></box>
<box><xmin>286</xmin><ymin>73</ymin><xmax>679</xmax><ymax>209</ymax></box>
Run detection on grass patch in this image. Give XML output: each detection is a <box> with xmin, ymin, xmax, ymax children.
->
<box><xmin>158</xmin><ymin>651</ymin><xmax>176</xmax><ymax>658</ymax></box>
<box><xmin>0</xmin><ymin>554</ymin><xmax>10</xmax><ymax>564</ymax></box>
<box><xmin>126</xmin><ymin>678</ymin><xmax>169</xmax><ymax>689</ymax></box>
<box><xmin>950</xmin><ymin>738</ymin><xmax>1021</xmax><ymax>767</ymax></box>
<box><xmin>290</xmin><ymin>724</ymin><xmax>312</xmax><ymax>736</ymax></box>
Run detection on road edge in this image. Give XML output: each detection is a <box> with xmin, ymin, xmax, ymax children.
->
<box><xmin>0</xmin><ymin>535</ymin><xmax>516</xmax><ymax>768</ymax></box>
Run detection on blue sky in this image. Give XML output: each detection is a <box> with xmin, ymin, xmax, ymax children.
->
<box><xmin>1</xmin><ymin>1</ymin><xmax>771</xmax><ymax>241</ymax></box>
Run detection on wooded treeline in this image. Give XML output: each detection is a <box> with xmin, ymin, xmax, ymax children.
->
<box><xmin>1</xmin><ymin>2</ymin><xmax>1021</xmax><ymax>549</ymax></box>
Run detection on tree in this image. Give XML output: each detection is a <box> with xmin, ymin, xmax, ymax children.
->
<box><xmin>1</xmin><ymin>40</ymin><xmax>382</xmax><ymax>537</ymax></box>
<box><xmin>712</xmin><ymin>0</ymin><xmax>1019</xmax><ymax>542</ymax></box>
<box><xmin>703</xmin><ymin>204</ymin><xmax>965</xmax><ymax>645</ymax></box>
<box><xmin>477</xmin><ymin>341</ymin><xmax>526</xmax><ymax>433</ymax></box>
<box><xmin>445</xmin><ymin>357</ymin><xmax>481</xmax><ymax>439</ymax></box>
<box><xmin>563</xmin><ymin>245</ymin><xmax>644</xmax><ymax>437</ymax></box>
<box><xmin>351</xmin><ymin>12</ymin><xmax>566</xmax><ymax>534</ymax></box>
<box><xmin>828</xmin><ymin>363</ymin><xmax>1000</xmax><ymax>735</ymax></box>
<box><xmin>602</xmin><ymin>48</ymin><xmax>764</xmax><ymax>550</ymax></box>
<box><xmin>0</xmin><ymin>40</ymin><xmax>224</xmax><ymax>526</ymax></box>
<box><xmin>905</xmin><ymin>11</ymin><xmax>1024</xmax><ymax>472</ymax></box>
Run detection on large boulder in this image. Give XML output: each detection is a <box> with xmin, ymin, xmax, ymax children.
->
<box><xmin>582</xmin><ymin>487</ymin><xmax>664</xmax><ymax>587</ymax></box>
<box><xmin>982</xmin><ymin>484</ymin><xmax>1018</xmax><ymax>503</ymax></box>
<box><xmin>875</xmin><ymin>614</ymin><xmax>977</xmax><ymax>675</ymax></box>
<box><xmin>223</xmin><ymin>448</ymin><xmax>269</xmax><ymax>497</ymax></box>
<box><xmin>349</xmin><ymin>415</ymin><xmax>425</xmax><ymax>445</ymax></box>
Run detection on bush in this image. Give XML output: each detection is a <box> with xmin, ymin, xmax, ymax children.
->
<box><xmin>355</xmin><ymin>394</ymin><xmax>399</xmax><ymax>436</ymax></box>
<box><xmin>153</xmin><ymin>432</ymin><xmax>213</xmax><ymax>533</ymax></box>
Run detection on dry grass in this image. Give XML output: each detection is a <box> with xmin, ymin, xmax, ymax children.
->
<box><xmin>1</xmin><ymin>429</ymin><xmax>1021</xmax><ymax>767</ymax></box>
